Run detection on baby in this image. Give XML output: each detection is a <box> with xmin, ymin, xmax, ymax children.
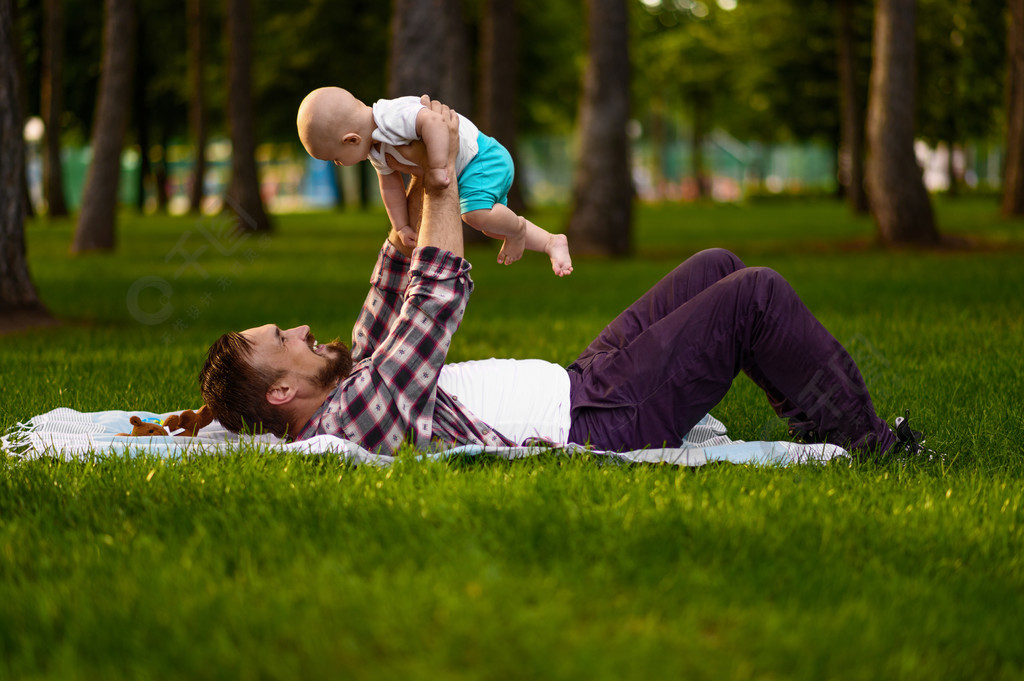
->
<box><xmin>296</xmin><ymin>87</ymin><xmax>573</xmax><ymax>276</ymax></box>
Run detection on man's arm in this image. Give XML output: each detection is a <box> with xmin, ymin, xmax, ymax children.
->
<box><xmin>415</xmin><ymin>98</ymin><xmax>463</xmax><ymax>258</ymax></box>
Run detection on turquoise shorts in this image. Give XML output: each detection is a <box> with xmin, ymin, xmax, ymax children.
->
<box><xmin>458</xmin><ymin>132</ymin><xmax>514</xmax><ymax>215</ymax></box>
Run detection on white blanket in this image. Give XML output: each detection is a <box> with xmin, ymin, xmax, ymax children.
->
<box><xmin>0</xmin><ymin>408</ymin><xmax>849</xmax><ymax>467</ymax></box>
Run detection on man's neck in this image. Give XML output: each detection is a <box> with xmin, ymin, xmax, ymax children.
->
<box><xmin>286</xmin><ymin>384</ymin><xmax>337</xmax><ymax>440</ymax></box>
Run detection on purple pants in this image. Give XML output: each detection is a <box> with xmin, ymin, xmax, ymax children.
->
<box><xmin>566</xmin><ymin>248</ymin><xmax>896</xmax><ymax>455</ymax></box>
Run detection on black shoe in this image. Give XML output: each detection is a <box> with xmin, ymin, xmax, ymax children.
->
<box><xmin>890</xmin><ymin>409</ymin><xmax>943</xmax><ymax>460</ymax></box>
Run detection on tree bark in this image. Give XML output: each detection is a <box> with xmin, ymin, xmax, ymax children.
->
<box><xmin>72</xmin><ymin>0</ymin><xmax>135</xmax><ymax>253</ymax></box>
<box><xmin>478</xmin><ymin>0</ymin><xmax>525</xmax><ymax>214</ymax></box>
<box><xmin>837</xmin><ymin>0</ymin><xmax>869</xmax><ymax>214</ymax></box>
<box><xmin>187</xmin><ymin>0</ymin><xmax>207</xmax><ymax>215</ymax></box>
<box><xmin>567</xmin><ymin>0</ymin><xmax>633</xmax><ymax>256</ymax></box>
<box><xmin>225</xmin><ymin>0</ymin><xmax>270</xmax><ymax>232</ymax></box>
<box><xmin>389</xmin><ymin>0</ymin><xmax>444</xmax><ymax>98</ymax></box>
<box><xmin>133</xmin><ymin>13</ymin><xmax>149</xmax><ymax>214</ymax></box>
<box><xmin>864</xmin><ymin>0</ymin><xmax>938</xmax><ymax>245</ymax></box>
<box><xmin>1003</xmin><ymin>0</ymin><xmax>1024</xmax><ymax>217</ymax></box>
<box><xmin>692</xmin><ymin>92</ymin><xmax>711</xmax><ymax>199</ymax></box>
<box><xmin>41</xmin><ymin>0</ymin><xmax>68</xmax><ymax>217</ymax></box>
<box><xmin>1</xmin><ymin>0</ymin><xmax>50</xmax><ymax>322</ymax></box>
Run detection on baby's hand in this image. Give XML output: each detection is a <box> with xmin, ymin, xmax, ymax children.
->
<box><xmin>395</xmin><ymin>224</ymin><xmax>418</xmax><ymax>248</ymax></box>
<box><xmin>425</xmin><ymin>167</ymin><xmax>450</xmax><ymax>190</ymax></box>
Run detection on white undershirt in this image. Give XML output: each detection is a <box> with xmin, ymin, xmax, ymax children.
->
<box><xmin>437</xmin><ymin>358</ymin><xmax>571</xmax><ymax>446</ymax></box>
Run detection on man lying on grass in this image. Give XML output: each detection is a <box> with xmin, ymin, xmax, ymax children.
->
<box><xmin>200</xmin><ymin>97</ymin><xmax>930</xmax><ymax>460</ymax></box>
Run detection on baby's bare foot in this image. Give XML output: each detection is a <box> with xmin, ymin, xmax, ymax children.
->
<box><xmin>546</xmin><ymin>233</ymin><xmax>573</xmax><ymax>276</ymax></box>
<box><xmin>496</xmin><ymin>217</ymin><xmax>527</xmax><ymax>265</ymax></box>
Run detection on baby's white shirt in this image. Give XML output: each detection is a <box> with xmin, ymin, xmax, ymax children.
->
<box><xmin>369</xmin><ymin>96</ymin><xmax>480</xmax><ymax>178</ymax></box>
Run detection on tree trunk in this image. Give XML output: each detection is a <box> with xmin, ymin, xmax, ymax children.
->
<box><xmin>188</xmin><ymin>0</ymin><xmax>207</xmax><ymax>215</ymax></box>
<box><xmin>41</xmin><ymin>0</ymin><xmax>68</xmax><ymax>217</ymax></box>
<box><xmin>225</xmin><ymin>0</ymin><xmax>270</xmax><ymax>232</ymax></box>
<box><xmin>691</xmin><ymin>92</ymin><xmax>711</xmax><ymax>199</ymax></box>
<box><xmin>389</xmin><ymin>0</ymin><xmax>444</xmax><ymax>97</ymax></box>
<box><xmin>864</xmin><ymin>0</ymin><xmax>938</xmax><ymax>245</ymax></box>
<box><xmin>946</xmin><ymin>140</ymin><xmax>958</xmax><ymax>197</ymax></box>
<box><xmin>331</xmin><ymin>163</ymin><xmax>346</xmax><ymax>210</ymax></box>
<box><xmin>1</xmin><ymin>0</ymin><xmax>50</xmax><ymax>323</ymax></box>
<box><xmin>133</xmin><ymin>14</ymin><xmax>149</xmax><ymax>214</ymax></box>
<box><xmin>389</xmin><ymin>0</ymin><xmax>485</xmax><ymax>243</ymax></box>
<box><xmin>837</xmin><ymin>0</ymin><xmax>869</xmax><ymax>214</ymax></box>
<box><xmin>155</xmin><ymin>129</ymin><xmax>169</xmax><ymax>212</ymax></box>
<box><xmin>478</xmin><ymin>0</ymin><xmax>525</xmax><ymax>214</ymax></box>
<box><xmin>567</xmin><ymin>0</ymin><xmax>633</xmax><ymax>256</ymax></box>
<box><xmin>1003</xmin><ymin>0</ymin><xmax>1024</xmax><ymax>217</ymax></box>
<box><xmin>72</xmin><ymin>0</ymin><xmax>135</xmax><ymax>253</ymax></box>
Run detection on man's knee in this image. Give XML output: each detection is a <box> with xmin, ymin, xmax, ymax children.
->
<box><xmin>690</xmin><ymin>247</ymin><xmax>745</xmax><ymax>272</ymax></box>
<box><xmin>731</xmin><ymin>266</ymin><xmax>795</xmax><ymax>307</ymax></box>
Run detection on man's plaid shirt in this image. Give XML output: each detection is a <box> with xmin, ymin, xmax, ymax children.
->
<box><xmin>296</xmin><ymin>242</ymin><xmax>514</xmax><ymax>454</ymax></box>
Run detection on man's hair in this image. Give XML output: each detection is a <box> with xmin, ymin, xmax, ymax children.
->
<box><xmin>199</xmin><ymin>332</ymin><xmax>290</xmax><ymax>438</ymax></box>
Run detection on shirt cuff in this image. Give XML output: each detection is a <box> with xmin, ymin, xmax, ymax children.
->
<box><xmin>410</xmin><ymin>247</ymin><xmax>471</xmax><ymax>281</ymax></box>
<box><xmin>371</xmin><ymin>240</ymin><xmax>412</xmax><ymax>292</ymax></box>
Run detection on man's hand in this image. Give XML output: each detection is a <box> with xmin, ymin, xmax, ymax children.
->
<box><xmin>414</xmin><ymin>95</ymin><xmax>463</xmax><ymax>258</ymax></box>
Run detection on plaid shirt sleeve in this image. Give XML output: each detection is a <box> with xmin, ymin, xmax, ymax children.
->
<box><xmin>299</xmin><ymin>245</ymin><xmax>513</xmax><ymax>454</ymax></box>
<box><xmin>350</xmin><ymin>241</ymin><xmax>410</xmax><ymax>362</ymax></box>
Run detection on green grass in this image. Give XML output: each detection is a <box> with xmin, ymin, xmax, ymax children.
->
<box><xmin>3</xmin><ymin>197</ymin><xmax>1024</xmax><ymax>680</ymax></box>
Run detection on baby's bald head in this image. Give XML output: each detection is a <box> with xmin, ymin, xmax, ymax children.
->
<box><xmin>296</xmin><ymin>87</ymin><xmax>366</xmax><ymax>159</ymax></box>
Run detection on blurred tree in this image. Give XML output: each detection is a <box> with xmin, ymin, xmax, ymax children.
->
<box><xmin>389</xmin><ymin>0</ymin><xmax>445</xmax><ymax>97</ymax></box>
<box><xmin>12</xmin><ymin>0</ymin><xmax>34</xmax><ymax>217</ymax></box>
<box><xmin>41</xmin><ymin>0</ymin><xmax>68</xmax><ymax>217</ymax></box>
<box><xmin>917</xmin><ymin>0</ymin><xmax>1006</xmax><ymax>196</ymax></box>
<box><xmin>72</xmin><ymin>0</ymin><xmax>135</xmax><ymax>253</ymax></box>
<box><xmin>567</xmin><ymin>0</ymin><xmax>632</xmax><ymax>255</ymax></box>
<box><xmin>225</xmin><ymin>0</ymin><xmax>270</xmax><ymax>232</ymax></box>
<box><xmin>1004</xmin><ymin>0</ymin><xmax>1024</xmax><ymax>216</ymax></box>
<box><xmin>1</xmin><ymin>0</ymin><xmax>50</xmax><ymax>324</ymax></box>
<box><xmin>633</xmin><ymin>4</ymin><xmax>732</xmax><ymax>199</ymax></box>
<box><xmin>836</xmin><ymin>0</ymin><xmax>869</xmax><ymax>213</ymax></box>
<box><xmin>478</xmin><ymin>0</ymin><xmax>525</xmax><ymax>213</ymax></box>
<box><xmin>388</xmin><ymin>0</ymin><xmax>486</xmax><ymax>242</ymax></box>
<box><xmin>132</xmin><ymin>0</ymin><xmax>190</xmax><ymax>214</ymax></box>
<box><xmin>252</xmin><ymin>1</ymin><xmax>389</xmax><ymax>209</ymax></box>
<box><xmin>865</xmin><ymin>0</ymin><xmax>939</xmax><ymax>245</ymax></box>
<box><xmin>187</xmin><ymin>0</ymin><xmax>207</xmax><ymax>214</ymax></box>
<box><xmin>516</xmin><ymin>0</ymin><xmax>583</xmax><ymax>135</ymax></box>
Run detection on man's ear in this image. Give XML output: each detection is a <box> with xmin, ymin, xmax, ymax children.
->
<box><xmin>342</xmin><ymin>132</ymin><xmax>362</xmax><ymax>145</ymax></box>
<box><xmin>266</xmin><ymin>380</ymin><xmax>296</xmax><ymax>407</ymax></box>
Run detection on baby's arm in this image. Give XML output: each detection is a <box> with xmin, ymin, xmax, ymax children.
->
<box><xmin>378</xmin><ymin>171</ymin><xmax>417</xmax><ymax>248</ymax></box>
<box><xmin>415</xmin><ymin>107</ymin><xmax>452</xmax><ymax>190</ymax></box>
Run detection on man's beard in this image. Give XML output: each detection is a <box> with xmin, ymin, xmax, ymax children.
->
<box><xmin>312</xmin><ymin>339</ymin><xmax>353</xmax><ymax>390</ymax></box>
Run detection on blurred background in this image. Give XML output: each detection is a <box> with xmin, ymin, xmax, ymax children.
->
<box><xmin>3</xmin><ymin>0</ymin><xmax>1023</xmax><ymax>262</ymax></box>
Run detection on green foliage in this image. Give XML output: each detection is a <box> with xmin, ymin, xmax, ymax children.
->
<box><xmin>16</xmin><ymin>0</ymin><xmax>1014</xmax><ymax>158</ymax></box>
<box><xmin>3</xmin><ymin>201</ymin><xmax>1024</xmax><ymax>678</ymax></box>
<box><xmin>917</xmin><ymin>0</ymin><xmax>1008</xmax><ymax>145</ymax></box>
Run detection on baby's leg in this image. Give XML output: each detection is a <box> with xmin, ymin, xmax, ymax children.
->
<box><xmin>463</xmin><ymin>204</ymin><xmax>527</xmax><ymax>265</ymax></box>
<box><xmin>525</xmin><ymin>223</ymin><xmax>573</xmax><ymax>277</ymax></box>
<box><xmin>464</xmin><ymin>204</ymin><xmax>574</xmax><ymax>276</ymax></box>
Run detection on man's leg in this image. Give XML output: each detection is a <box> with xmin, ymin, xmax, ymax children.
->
<box><xmin>568</xmin><ymin>255</ymin><xmax>895</xmax><ymax>454</ymax></box>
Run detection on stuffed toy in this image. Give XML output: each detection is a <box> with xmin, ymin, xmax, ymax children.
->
<box><xmin>117</xmin><ymin>416</ymin><xmax>169</xmax><ymax>437</ymax></box>
<box><xmin>162</xmin><ymin>405</ymin><xmax>214</xmax><ymax>436</ymax></box>
<box><xmin>117</xmin><ymin>406</ymin><xmax>214</xmax><ymax>437</ymax></box>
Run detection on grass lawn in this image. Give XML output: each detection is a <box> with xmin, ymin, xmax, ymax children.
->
<box><xmin>2</xmin><ymin>196</ymin><xmax>1024</xmax><ymax>680</ymax></box>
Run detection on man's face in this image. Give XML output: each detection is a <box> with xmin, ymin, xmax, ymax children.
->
<box><xmin>241</xmin><ymin>324</ymin><xmax>349</xmax><ymax>393</ymax></box>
